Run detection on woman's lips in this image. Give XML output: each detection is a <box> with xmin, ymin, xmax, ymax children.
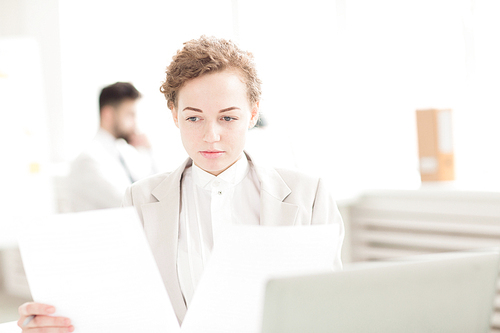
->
<box><xmin>200</xmin><ymin>151</ymin><xmax>225</xmax><ymax>159</ymax></box>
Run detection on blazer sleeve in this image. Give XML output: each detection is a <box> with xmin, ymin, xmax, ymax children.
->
<box><xmin>122</xmin><ymin>185</ymin><xmax>133</xmax><ymax>207</ymax></box>
<box><xmin>311</xmin><ymin>178</ymin><xmax>345</xmax><ymax>271</ymax></box>
<box><xmin>121</xmin><ymin>184</ymin><xmax>148</xmax><ymax>227</ymax></box>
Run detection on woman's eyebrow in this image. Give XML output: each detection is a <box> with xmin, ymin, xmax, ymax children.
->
<box><xmin>220</xmin><ymin>107</ymin><xmax>240</xmax><ymax>113</ymax></box>
<box><xmin>182</xmin><ymin>107</ymin><xmax>203</xmax><ymax>112</ymax></box>
<box><xmin>182</xmin><ymin>106</ymin><xmax>241</xmax><ymax>113</ymax></box>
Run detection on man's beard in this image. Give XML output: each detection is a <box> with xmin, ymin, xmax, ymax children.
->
<box><xmin>114</xmin><ymin>125</ymin><xmax>132</xmax><ymax>144</ymax></box>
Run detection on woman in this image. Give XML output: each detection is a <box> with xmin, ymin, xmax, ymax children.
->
<box><xmin>17</xmin><ymin>36</ymin><xmax>344</xmax><ymax>332</ymax></box>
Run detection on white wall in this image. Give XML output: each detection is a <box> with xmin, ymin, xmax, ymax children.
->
<box><xmin>3</xmin><ymin>0</ymin><xmax>500</xmax><ymax>200</ymax></box>
<box><xmin>1</xmin><ymin>0</ymin><xmax>64</xmax><ymax>163</ymax></box>
<box><xmin>237</xmin><ymin>1</ymin><xmax>422</xmax><ymax>199</ymax></box>
<box><xmin>0</xmin><ymin>0</ymin><xmax>60</xmax><ymax>218</ymax></box>
<box><xmin>58</xmin><ymin>0</ymin><xmax>235</xmax><ymax>171</ymax></box>
<box><xmin>239</xmin><ymin>0</ymin><xmax>500</xmax><ymax>198</ymax></box>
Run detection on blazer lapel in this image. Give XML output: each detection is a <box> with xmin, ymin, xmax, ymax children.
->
<box><xmin>252</xmin><ymin>160</ymin><xmax>299</xmax><ymax>226</ymax></box>
<box><xmin>140</xmin><ymin>158</ymin><xmax>191</xmax><ymax>323</ymax></box>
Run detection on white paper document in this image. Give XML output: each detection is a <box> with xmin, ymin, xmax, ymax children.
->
<box><xmin>181</xmin><ymin>224</ymin><xmax>340</xmax><ymax>333</ymax></box>
<box><xmin>17</xmin><ymin>207</ymin><xmax>180</xmax><ymax>333</ymax></box>
<box><xmin>18</xmin><ymin>208</ymin><xmax>340</xmax><ymax>333</ymax></box>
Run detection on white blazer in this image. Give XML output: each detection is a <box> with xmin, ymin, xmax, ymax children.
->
<box><xmin>122</xmin><ymin>153</ymin><xmax>344</xmax><ymax>324</ymax></box>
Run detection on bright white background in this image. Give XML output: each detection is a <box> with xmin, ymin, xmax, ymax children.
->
<box><xmin>3</xmin><ymin>0</ymin><xmax>500</xmax><ymax>202</ymax></box>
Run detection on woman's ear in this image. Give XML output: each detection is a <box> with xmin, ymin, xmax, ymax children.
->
<box><xmin>169</xmin><ymin>102</ymin><xmax>180</xmax><ymax>128</ymax></box>
<box><xmin>248</xmin><ymin>101</ymin><xmax>260</xmax><ymax>129</ymax></box>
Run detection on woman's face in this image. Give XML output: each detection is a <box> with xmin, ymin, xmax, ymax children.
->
<box><xmin>172</xmin><ymin>70</ymin><xmax>259</xmax><ymax>176</ymax></box>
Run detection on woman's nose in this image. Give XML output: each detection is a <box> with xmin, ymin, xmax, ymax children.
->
<box><xmin>203</xmin><ymin>122</ymin><xmax>221</xmax><ymax>143</ymax></box>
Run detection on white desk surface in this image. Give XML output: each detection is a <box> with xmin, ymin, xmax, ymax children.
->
<box><xmin>0</xmin><ymin>321</ymin><xmax>20</xmax><ymax>333</ymax></box>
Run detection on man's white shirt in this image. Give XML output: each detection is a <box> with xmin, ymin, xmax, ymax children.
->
<box><xmin>66</xmin><ymin>128</ymin><xmax>155</xmax><ymax>212</ymax></box>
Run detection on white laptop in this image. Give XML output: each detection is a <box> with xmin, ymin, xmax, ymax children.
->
<box><xmin>261</xmin><ymin>250</ymin><xmax>500</xmax><ymax>333</ymax></box>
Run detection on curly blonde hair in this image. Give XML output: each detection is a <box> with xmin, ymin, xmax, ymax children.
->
<box><xmin>160</xmin><ymin>36</ymin><xmax>262</xmax><ymax>110</ymax></box>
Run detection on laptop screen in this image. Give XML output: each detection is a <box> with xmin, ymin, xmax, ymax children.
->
<box><xmin>261</xmin><ymin>250</ymin><xmax>500</xmax><ymax>333</ymax></box>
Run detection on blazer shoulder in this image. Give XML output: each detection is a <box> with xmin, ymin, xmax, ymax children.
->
<box><xmin>126</xmin><ymin>171</ymin><xmax>173</xmax><ymax>205</ymax></box>
<box><xmin>124</xmin><ymin>157</ymin><xmax>191</xmax><ymax>207</ymax></box>
<box><xmin>256</xmin><ymin>165</ymin><xmax>322</xmax><ymax>205</ymax></box>
<box><xmin>273</xmin><ymin>167</ymin><xmax>321</xmax><ymax>190</ymax></box>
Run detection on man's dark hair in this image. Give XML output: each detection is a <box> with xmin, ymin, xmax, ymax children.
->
<box><xmin>99</xmin><ymin>82</ymin><xmax>141</xmax><ymax>113</ymax></box>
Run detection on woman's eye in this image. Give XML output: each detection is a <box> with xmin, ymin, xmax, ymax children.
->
<box><xmin>222</xmin><ymin>116</ymin><xmax>235</xmax><ymax>122</ymax></box>
<box><xmin>186</xmin><ymin>116</ymin><xmax>200</xmax><ymax>122</ymax></box>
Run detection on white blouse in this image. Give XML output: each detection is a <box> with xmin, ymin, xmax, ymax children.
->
<box><xmin>177</xmin><ymin>156</ymin><xmax>261</xmax><ymax>306</ymax></box>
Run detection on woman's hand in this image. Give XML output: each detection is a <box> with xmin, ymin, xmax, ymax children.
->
<box><xmin>18</xmin><ymin>302</ymin><xmax>74</xmax><ymax>332</ymax></box>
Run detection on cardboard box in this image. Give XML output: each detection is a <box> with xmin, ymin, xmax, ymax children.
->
<box><xmin>416</xmin><ymin>109</ymin><xmax>455</xmax><ymax>181</ymax></box>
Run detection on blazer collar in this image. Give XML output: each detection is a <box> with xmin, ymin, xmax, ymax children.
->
<box><xmin>141</xmin><ymin>157</ymin><xmax>191</xmax><ymax>323</ymax></box>
<box><xmin>246</xmin><ymin>152</ymin><xmax>298</xmax><ymax>226</ymax></box>
<box><xmin>149</xmin><ymin>151</ymin><xmax>297</xmax><ymax>223</ymax></box>
<box><xmin>248</xmin><ymin>158</ymin><xmax>291</xmax><ymax>201</ymax></box>
<box><xmin>151</xmin><ymin>152</ymin><xmax>298</xmax><ymax>226</ymax></box>
<box><xmin>151</xmin><ymin>157</ymin><xmax>192</xmax><ymax>202</ymax></box>
<box><xmin>151</xmin><ymin>152</ymin><xmax>291</xmax><ymax>201</ymax></box>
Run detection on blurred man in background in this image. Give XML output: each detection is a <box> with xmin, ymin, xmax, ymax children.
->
<box><xmin>66</xmin><ymin>82</ymin><xmax>157</xmax><ymax>212</ymax></box>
